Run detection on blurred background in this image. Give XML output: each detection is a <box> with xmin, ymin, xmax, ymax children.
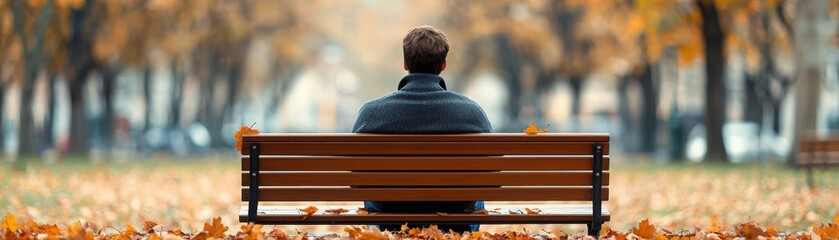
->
<box><xmin>0</xmin><ymin>0</ymin><xmax>838</xmax><ymax>163</ymax></box>
<box><xmin>1</xmin><ymin>0</ymin><xmax>839</xmax><ymax>233</ymax></box>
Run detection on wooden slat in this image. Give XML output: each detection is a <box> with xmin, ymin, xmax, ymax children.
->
<box><xmin>242</xmin><ymin>142</ymin><xmax>609</xmax><ymax>155</ymax></box>
<box><xmin>242</xmin><ymin>156</ymin><xmax>610</xmax><ymax>171</ymax></box>
<box><xmin>243</xmin><ymin>133</ymin><xmax>610</xmax><ymax>143</ymax></box>
<box><xmin>242</xmin><ymin>187</ymin><xmax>609</xmax><ymax>201</ymax></box>
<box><xmin>798</xmin><ymin>140</ymin><xmax>839</xmax><ymax>153</ymax></box>
<box><xmin>238</xmin><ymin>204</ymin><xmax>610</xmax><ymax>223</ymax></box>
<box><xmin>241</xmin><ymin>171</ymin><xmax>610</xmax><ymax>186</ymax></box>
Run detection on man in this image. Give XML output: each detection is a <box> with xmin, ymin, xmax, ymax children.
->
<box><xmin>352</xmin><ymin>26</ymin><xmax>492</xmax><ymax>232</ymax></box>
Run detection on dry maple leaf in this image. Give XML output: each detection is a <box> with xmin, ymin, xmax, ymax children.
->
<box><xmin>324</xmin><ymin>208</ymin><xmax>349</xmax><ymax>215</ymax></box>
<box><xmin>508</xmin><ymin>210</ymin><xmax>524</xmax><ymax>215</ymax></box>
<box><xmin>344</xmin><ymin>226</ymin><xmax>361</xmax><ymax>239</ymax></box>
<box><xmin>632</xmin><ymin>219</ymin><xmax>657</xmax><ymax>239</ymax></box>
<box><xmin>168</xmin><ymin>228</ymin><xmax>185</xmax><ymax>237</ymax></box>
<box><xmin>474</xmin><ymin>209</ymin><xmax>489</xmax><ymax>215</ymax></box>
<box><xmin>356</xmin><ymin>208</ymin><xmax>370</xmax><ymax>215</ymax></box>
<box><xmin>525</xmin><ymin>208</ymin><xmax>542</xmax><ymax>215</ymax></box>
<box><xmin>240</xmin><ymin>222</ymin><xmax>264</xmax><ymax>240</ymax></box>
<box><xmin>299</xmin><ymin>206</ymin><xmax>318</xmax><ymax>219</ymax></box>
<box><xmin>2</xmin><ymin>214</ymin><xmax>18</xmax><ymax>232</ymax></box>
<box><xmin>234</xmin><ymin>123</ymin><xmax>260</xmax><ymax>151</ymax></box>
<box><xmin>125</xmin><ymin>224</ymin><xmax>138</xmax><ymax>235</ymax></box>
<box><xmin>148</xmin><ymin>233</ymin><xmax>163</xmax><ymax>240</ymax></box>
<box><xmin>142</xmin><ymin>221</ymin><xmax>158</xmax><ymax>232</ymax></box>
<box><xmin>69</xmin><ymin>221</ymin><xmax>93</xmax><ymax>240</ymax></box>
<box><xmin>523</xmin><ymin>123</ymin><xmax>549</xmax><ymax>135</ymax></box>
<box><xmin>202</xmin><ymin>216</ymin><xmax>229</xmax><ymax>238</ymax></box>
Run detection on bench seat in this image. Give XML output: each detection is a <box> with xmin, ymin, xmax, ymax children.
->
<box><xmin>239</xmin><ymin>204</ymin><xmax>610</xmax><ymax>224</ymax></box>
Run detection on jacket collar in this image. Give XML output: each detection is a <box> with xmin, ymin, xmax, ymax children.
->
<box><xmin>397</xmin><ymin>73</ymin><xmax>448</xmax><ymax>92</ymax></box>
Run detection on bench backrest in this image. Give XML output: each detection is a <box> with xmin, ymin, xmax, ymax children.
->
<box><xmin>241</xmin><ymin>133</ymin><xmax>609</xmax><ymax>202</ymax></box>
<box><xmin>797</xmin><ymin>135</ymin><xmax>839</xmax><ymax>165</ymax></box>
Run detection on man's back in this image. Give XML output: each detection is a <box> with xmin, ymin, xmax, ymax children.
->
<box><xmin>353</xmin><ymin>73</ymin><xmax>491</xmax><ymax>133</ymax></box>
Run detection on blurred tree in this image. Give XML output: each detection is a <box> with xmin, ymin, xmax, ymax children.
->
<box><xmin>724</xmin><ymin>0</ymin><xmax>795</xmax><ymax>165</ymax></box>
<box><xmin>696</xmin><ymin>0</ymin><xmax>728</xmax><ymax>163</ymax></box>
<box><xmin>790</xmin><ymin>0</ymin><xmax>828</xmax><ymax>163</ymax></box>
<box><xmin>11</xmin><ymin>0</ymin><xmax>55</xmax><ymax>160</ymax></box>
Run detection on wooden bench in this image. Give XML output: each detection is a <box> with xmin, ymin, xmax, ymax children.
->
<box><xmin>797</xmin><ymin>134</ymin><xmax>839</xmax><ymax>188</ymax></box>
<box><xmin>239</xmin><ymin>133</ymin><xmax>610</xmax><ymax>236</ymax></box>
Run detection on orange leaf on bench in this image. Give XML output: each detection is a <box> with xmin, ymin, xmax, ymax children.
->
<box><xmin>525</xmin><ymin>208</ymin><xmax>542</xmax><ymax>215</ymax></box>
<box><xmin>523</xmin><ymin>123</ymin><xmax>548</xmax><ymax>135</ymax></box>
<box><xmin>325</xmin><ymin>208</ymin><xmax>349</xmax><ymax>215</ymax></box>
<box><xmin>299</xmin><ymin>206</ymin><xmax>318</xmax><ymax>219</ymax></box>
<box><xmin>234</xmin><ymin>123</ymin><xmax>260</xmax><ymax>151</ymax></box>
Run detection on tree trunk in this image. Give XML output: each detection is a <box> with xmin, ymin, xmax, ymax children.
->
<box><xmin>638</xmin><ymin>64</ymin><xmax>658</xmax><ymax>153</ymax></box>
<box><xmin>12</xmin><ymin>0</ymin><xmax>54</xmax><ymax>160</ymax></box>
<box><xmin>101</xmin><ymin>68</ymin><xmax>117</xmax><ymax>159</ymax></box>
<box><xmin>495</xmin><ymin>34</ymin><xmax>522</xmax><ymax>130</ymax></box>
<box><xmin>17</xmin><ymin>66</ymin><xmax>38</xmax><ymax>159</ymax></box>
<box><xmin>617</xmin><ymin>76</ymin><xmax>636</xmax><ymax>152</ymax></box>
<box><xmin>744</xmin><ymin>74</ymin><xmax>763</xmax><ymax>126</ymax></box>
<box><xmin>790</xmin><ymin>0</ymin><xmax>827</xmax><ymax>163</ymax></box>
<box><xmin>169</xmin><ymin>63</ymin><xmax>184</xmax><ymax>132</ymax></box>
<box><xmin>569</xmin><ymin>76</ymin><xmax>583</xmax><ymax>122</ymax></box>
<box><xmin>66</xmin><ymin>1</ymin><xmax>95</xmax><ymax>157</ymax></box>
<box><xmin>698</xmin><ymin>0</ymin><xmax>729</xmax><ymax>163</ymax></box>
<box><xmin>220</xmin><ymin>62</ymin><xmax>243</xmax><ymax>145</ymax></box>
<box><xmin>43</xmin><ymin>73</ymin><xmax>57</xmax><ymax>149</ymax></box>
<box><xmin>68</xmin><ymin>71</ymin><xmax>90</xmax><ymax>156</ymax></box>
<box><xmin>142</xmin><ymin>67</ymin><xmax>152</xmax><ymax>137</ymax></box>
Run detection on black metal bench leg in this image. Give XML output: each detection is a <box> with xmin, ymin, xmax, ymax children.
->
<box><xmin>587</xmin><ymin>223</ymin><xmax>601</xmax><ymax>237</ymax></box>
<box><xmin>247</xmin><ymin>143</ymin><xmax>260</xmax><ymax>223</ymax></box>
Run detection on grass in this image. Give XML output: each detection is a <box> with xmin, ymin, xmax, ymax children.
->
<box><xmin>1</xmin><ymin>157</ymin><xmax>837</xmax><ymax>234</ymax></box>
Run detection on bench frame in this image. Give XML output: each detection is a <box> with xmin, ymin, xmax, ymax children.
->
<box><xmin>241</xmin><ymin>134</ymin><xmax>609</xmax><ymax>236</ymax></box>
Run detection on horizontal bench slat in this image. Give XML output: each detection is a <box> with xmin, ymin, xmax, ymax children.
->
<box><xmin>242</xmin><ymin>187</ymin><xmax>609</xmax><ymax>201</ymax></box>
<box><xmin>242</xmin><ymin>156</ymin><xmax>610</xmax><ymax>171</ymax></box>
<box><xmin>242</xmin><ymin>133</ymin><xmax>610</xmax><ymax>143</ymax></box>
<box><xmin>238</xmin><ymin>204</ymin><xmax>610</xmax><ymax>224</ymax></box>
<box><xmin>241</xmin><ymin>171</ymin><xmax>610</xmax><ymax>186</ymax></box>
<box><xmin>242</xmin><ymin>142</ymin><xmax>609</xmax><ymax>155</ymax></box>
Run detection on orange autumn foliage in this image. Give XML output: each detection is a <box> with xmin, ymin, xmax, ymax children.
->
<box><xmin>325</xmin><ymin>208</ymin><xmax>350</xmax><ymax>215</ymax></box>
<box><xmin>234</xmin><ymin>123</ymin><xmax>260</xmax><ymax>151</ymax></box>
<box><xmin>2</xmin><ymin>214</ymin><xmax>839</xmax><ymax>239</ymax></box>
<box><xmin>523</xmin><ymin>123</ymin><xmax>548</xmax><ymax>135</ymax></box>
<box><xmin>299</xmin><ymin>206</ymin><xmax>319</xmax><ymax>219</ymax></box>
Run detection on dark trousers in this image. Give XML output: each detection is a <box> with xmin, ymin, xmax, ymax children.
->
<box><xmin>364</xmin><ymin>200</ymin><xmax>485</xmax><ymax>232</ymax></box>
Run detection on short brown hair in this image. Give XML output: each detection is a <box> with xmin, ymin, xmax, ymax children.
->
<box><xmin>402</xmin><ymin>26</ymin><xmax>449</xmax><ymax>74</ymax></box>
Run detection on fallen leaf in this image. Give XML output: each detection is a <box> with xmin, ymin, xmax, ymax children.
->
<box><xmin>143</xmin><ymin>221</ymin><xmax>158</xmax><ymax>232</ymax></box>
<box><xmin>523</xmin><ymin>123</ymin><xmax>549</xmax><ymax>134</ymax></box>
<box><xmin>125</xmin><ymin>224</ymin><xmax>138</xmax><ymax>235</ymax></box>
<box><xmin>525</xmin><ymin>208</ymin><xmax>542</xmax><ymax>215</ymax></box>
<box><xmin>325</xmin><ymin>208</ymin><xmax>349</xmax><ymax>215</ymax></box>
<box><xmin>356</xmin><ymin>208</ymin><xmax>370</xmax><ymax>215</ymax></box>
<box><xmin>240</xmin><ymin>222</ymin><xmax>264</xmax><ymax>240</ymax></box>
<box><xmin>299</xmin><ymin>206</ymin><xmax>318</xmax><ymax>219</ymax></box>
<box><xmin>202</xmin><ymin>217</ymin><xmax>229</xmax><ymax>238</ymax></box>
<box><xmin>474</xmin><ymin>209</ymin><xmax>489</xmax><ymax>215</ymax></box>
<box><xmin>632</xmin><ymin>219</ymin><xmax>657</xmax><ymax>239</ymax></box>
<box><xmin>2</xmin><ymin>214</ymin><xmax>19</xmax><ymax>232</ymax></box>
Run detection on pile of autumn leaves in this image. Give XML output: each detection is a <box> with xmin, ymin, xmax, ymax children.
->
<box><xmin>2</xmin><ymin>214</ymin><xmax>838</xmax><ymax>240</ymax></box>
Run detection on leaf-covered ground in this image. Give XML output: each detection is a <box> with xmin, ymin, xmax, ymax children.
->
<box><xmin>1</xmin><ymin>157</ymin><xmax>837</xmax><ymax>236</ymax></box>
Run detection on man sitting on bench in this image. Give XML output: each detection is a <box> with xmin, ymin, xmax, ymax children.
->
<box><xmin>352</xmin><ymin>26</ymin><xmax>492</xmax><ymax>232</ymax></box>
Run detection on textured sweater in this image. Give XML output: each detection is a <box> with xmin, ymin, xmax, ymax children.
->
<box><xmin>352</xmin><ymin>73</ymin><xmax>492</xmax><ymax>133</ymax></box>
